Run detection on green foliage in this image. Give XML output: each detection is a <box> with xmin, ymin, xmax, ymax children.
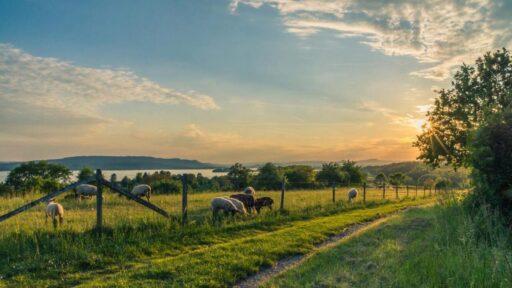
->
<box><xmin>374</xmin><ymin>173</ymin><xmax>387</xmax><ymax>186</ymax></box>
<box><xmin>340</xmin><ymin>160</ymin><xmax>365</xmax><ymax>184</ymax></box>
<box><xmin>227</xmin><ymin>163</ymin><xmax>251</xmax><ymax>190</ymax></box>
<box><xmin>283</xmin><ymin>165</ymin><xmax>316</xmax><ymax>189</ymax></box>
<box><xmin>77</xmin><ymin>167</ymin><xmax>94</xmax><ymax>181</ymax></box>
<box><xmin>414</xmin><ymin>48</ymin><xmax>512</xmax><ymax>168</ymax></box>
<box><xmin>389</xmin><ymin>172</ymin><xmax>406</xmax><ymax>186</ymax></box>
<box><xmin>5</xmin><ymin>161</ymin><xmax>71</xmax><ymax>194</ymax></box>
<box><xmin>468</xmin><ymin>110</ymin><xmax>512</xmax><ymax>217</ymax></box>
<box><xmin>253</xmin><ymin>163</ymin><xmax>283</xmax><ymax>190</ymax></box>
<box><xmin>316</xmin><ymin>162</ymin><xmax>348</xmax><ymax>185</ymax></box>
<box><xmin>266</xmin><ymin>201</ymin><xmax>512</xmax><ymax>288</ymax></box>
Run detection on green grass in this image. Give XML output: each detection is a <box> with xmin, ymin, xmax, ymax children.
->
<box><xmin>265</xmin><ymin>199</ymin><xmax>512</xmax><ymax>288</ymax></box>
<box><xmin>0</xmin><ymin>187</ymin><xmax>435</xmax><ymax>287</ymax></box>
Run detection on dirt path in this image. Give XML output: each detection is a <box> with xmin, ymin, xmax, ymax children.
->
<box><xmin>233</xmin><ymin>207</ymin><xmax>417</xmax><ymax>288</ymax></box>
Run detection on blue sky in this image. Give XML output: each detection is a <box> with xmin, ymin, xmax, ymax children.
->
<box><xmin>0</xmin><ymin>0</ymin><xmax>510</xmax><ymax>163</ymax></box>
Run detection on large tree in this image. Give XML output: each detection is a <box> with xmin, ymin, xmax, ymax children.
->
<box><xmin>414</xmin><ymin>48</ymin><xmax>512</xmax><ymax>168</ymax></box>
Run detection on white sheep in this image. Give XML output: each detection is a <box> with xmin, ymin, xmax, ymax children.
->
<box><xmin>222</xmin><ymin>197</ymin><xmax>247</xmax><ymax>215</ymax></box>
<box><xmin>244</xmin><ymin>186</ymin><xmax>256</xmax><ymax>196</ymax></box>
<box><xmin>348</xmin><ymin>188</ymin><xmax>358</xmax><ymax>203</ymax></box>
<box><xmin>131</xmin><ymin>184</ymin><xmax>151</xmax><ymax>201</ymax></box>
<box><xmin>46</xmin><ymin>199</ymin><xmax>64</xmax><ymax>228</ymax></box>
<box><xmin>75</xmin><ymin>184</ymin><xmax>98</xmax><ymax>200</ymax></box>
<box><xmin>211</xmin><ymin>197</ymin><xmax>246</xmax><ymax>220</ymax></box>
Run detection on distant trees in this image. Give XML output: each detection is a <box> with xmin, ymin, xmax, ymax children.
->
<box><xmin>5</xmin><ymin>161</ymin><xmax>71</xmax><ymax>194</ymax></box>
<box><xmin>253</xmin><ymin>163</ymin><xmax>283</xmax><ymax>190</ymax></box>
<box><xmin>374</xmin><ymin>173</ymin><xmax>387</xmax><ymax>186</ymax></box>
<box><xmin>227</xmin><ymin>163</ymin><xmax>251</xmax><ymax>190</ymax></box>
<box><xmin>77</xmin><ymin>167</ymin><xmax>94</xmax><ymax>181</ymax></box>
<box><xmin>340</xmin><ymin>160</ymin><xmax>366</xmax><ymax>185</ymax></box>
<box><xmin>389</xmin><ymin>173</ymin><xmax>406</xmax><ymax>186</ymax></box>
<box><xmin>283</xmin><ymin>165</ymin><xmax>316</xmax><ymax>189</ymax></box>
<box><xmin>316</xmin><ymin>163</ymin><xmax>347</xmax><ymax>185</ymax></box>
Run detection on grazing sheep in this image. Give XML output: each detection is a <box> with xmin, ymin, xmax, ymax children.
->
<box><xmin>255</xmin><ymin>197</ymin><xmax>274</xmax><ymax>214</ymax></box>
<box><xmin>131</xmin><ymin>184</ymin><xmax>151</xmax><ymax>201</ymax></box>
<box><xmin>76</xmin><ymin>184</ymin><xmax>98</xmax><ymax>200</ymax></box>
<box><xmin>45</xmin><ymin>199</ymin><xmax>64</xmax><ymax>228</ymax></box>
<box><xmin>244</xmin><ymin>186</ymin><xmax>256</xmax><ymax>196</ymax></box>
<box><xmin>223</xmin><ymin>197</ymin><xmax>247</xmax><ymax>215</ymax></box>
<box><xmin>348</xmin><ymin>188</ymin><xmax>358</xmax><ymax>203</ymax></box>
<box><xmin>211</xmin><ymin>197</ymin><xmax>245</xmax><ymax>220</ymax></box>
<box><xmin>230</xmin><ymin>193</ymin><xmax>255</xmax><ymax>213</ymax></box>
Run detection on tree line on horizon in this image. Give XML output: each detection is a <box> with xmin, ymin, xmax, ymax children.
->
<box><xmin>0</xmin><ymin>160</ymin><xmax>468</xmax><ymax>197</ymax></box>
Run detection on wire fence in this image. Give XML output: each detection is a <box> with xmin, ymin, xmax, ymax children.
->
<box><xmin>0</xmin><ymin>171</ymin><xmax>461</xmax><ymax>231</ymax></box>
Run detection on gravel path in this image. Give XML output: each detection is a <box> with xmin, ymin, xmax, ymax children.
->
<box><xmin>233</xmin><ymin>207</ymin><xmax>416</xmax><ymax>288</ymax></box>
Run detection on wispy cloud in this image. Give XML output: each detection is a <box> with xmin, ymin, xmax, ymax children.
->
<box><xmin>0</xmin><ymin>43</ymin><xmax>219</xmax><ymax>118</ymax></box>
<box><xmin>231</xmin><ymin>0</ymin><xmax>512</xmax><ymax>80</ymax></box>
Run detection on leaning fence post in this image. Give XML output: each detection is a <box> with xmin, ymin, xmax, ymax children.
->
<box><xmin>395</xmin><ymin>185</ymin><xmax>399</xmax><ymax>199</ymax></box>
<box><xmin>280</xmin><ymin>179</ymin><xmax>286</xmax><ymax>211</ymax></box>
<box><xmin>332</xmin><ymin>182</ymin><xmax>336</xmax><ymax>203</ymax></box>
<box><xmin>181</xmin><ymin>175</ymin><xmax>188</xmax><ymax>225</ymax></box>
<box><xmin>363</xmin><ymin>182</ymin><xmax>366</xmax><ymax>203</ymax></box>
<box><xmin>95</xmin><ymin>169</ymin><xmax>103</xmax><ymax>231</ymax></box>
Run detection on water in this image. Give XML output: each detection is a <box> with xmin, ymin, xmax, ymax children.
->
<box><xmin>0</xmin><ymin>169</ymin><xmax>227</xmax><ymax>183</ymax></box>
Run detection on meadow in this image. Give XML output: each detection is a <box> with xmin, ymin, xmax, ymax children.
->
<box><xmin>0</xmin><ymin>187</ymin><xmax>437</xmax><ymax>287</ymax></box>
<box><xmin>266</xmin><ymin>199</ymin><xmax>512</xmax><ymax>288</ymax></box>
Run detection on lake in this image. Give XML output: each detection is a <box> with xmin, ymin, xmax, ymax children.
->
<box><xmin>0</xmin><ymin>169</ymin><xmax>227</xmax><ymax>183</ymax></box>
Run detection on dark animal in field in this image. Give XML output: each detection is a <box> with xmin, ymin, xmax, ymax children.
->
<box><xmin>230</xmin><ymin>193</ymin><xmax>255</xmax><ymax>213</ymax></box>
<box><xmin>348</xmin><ymin>188</ymin><xmax>358</xmax><ymax>203</ymax></box>
<box><xmin>45</xmin><ymin>198</ymin><xmax>64</xmax><ymax>228</ymax></box>
<box><xmin>211</xmin><ymin>197</ymin><xmax>246</xmax><ymax>221</ymax></box>
<box><xmin>255</xmin><ymin>197</ymin><xmax>274</xmax><ymax>214</ymax></box>
<box><xmin>131</xmin><ymin>184</ymin><xmax>151</xmax><ymax>201</ymax></box>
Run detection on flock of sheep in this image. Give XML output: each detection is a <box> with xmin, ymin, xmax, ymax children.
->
<box><xmin>210</xmin><ymin>186</ymin><xmax>275</xmax><ymax>221</ymax></box>
<box><xmin>44</xmin><ymin>183</ymin><xmax>358</xmax><ymax>228</ymax></box>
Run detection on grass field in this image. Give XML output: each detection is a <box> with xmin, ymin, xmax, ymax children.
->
<box><xmin>266</xmin><ymin>200</ymin><xmax>512</xmax><ymax>288</ymax></box>
<box><xmin>0</xmin><ymin>188</ymin><xmax>439</xmax><ymax>287</ymax></box>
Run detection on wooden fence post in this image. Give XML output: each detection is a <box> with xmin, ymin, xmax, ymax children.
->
<box><xmin>332</xmin><ymin>182</ymin><xmax>336</xmax><ymax>203</ymax></box>
<box><xmin>406</xmin><ymin>185</ymin><xmax>409</xmax><ymax>198</ymax></box>
<box><xmin>96</xmin><ymin>169</ymin><xmax>103</xmax><ymax>231</ymax></box>
<box><xmin>415</xmin><ymin>185</ymin><xmax>418</xmax><ymax>198</ymax></box>
<box><xmin>423</xmin><ymin>186</ymin><xmax>426</xmax><ymax>197</ymax></box>
<box><xmin>181</xmin><ymin>175</ymin><xmax>188</xmax><ymax>225</ymax></box>
<box><xmin>383</xmin><ymin>184</ymin><xmax>386</xmax><ymax>199</ymax></box>
<box><xmin>395</xmin><ymin>186</ymin><xmax>399</xmax><ymax>199</ymax></box>
<box><xmin>280</xmin><ymin>179</ymin><xmax>285</xmax><ymax>210</ymax></box>
<box><xmin>363</xmin><ymin>182</ymin><xmax>366</xmax><ymax>203</ymax></box>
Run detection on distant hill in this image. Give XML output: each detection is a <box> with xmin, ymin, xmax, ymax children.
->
<box><xmin>0</xmin><ymin>156</ymin><xmax>223</xmax><ymax>171</ymax></box>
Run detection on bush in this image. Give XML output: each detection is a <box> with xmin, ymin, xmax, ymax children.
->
<box><xmin>469</xmin><ymin>110</ymin><xmax>512</xmax><ymax>219</ymax></box>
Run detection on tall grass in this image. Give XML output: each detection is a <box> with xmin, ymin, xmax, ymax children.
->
<box><xmin>266</xmin><ymin>195</ymin><xmax>512</xmax><ymax>287</ymax></box>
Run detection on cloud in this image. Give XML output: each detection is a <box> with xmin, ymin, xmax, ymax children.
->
<box><xmin>0</xmin><ymin>43</ymin><xmax>219</xmax><ymax>119</ymax></box>
<box><xmin>231</xmin><ymin>0</ymin><xmax>512</xmax><ymax>80</ymax></box>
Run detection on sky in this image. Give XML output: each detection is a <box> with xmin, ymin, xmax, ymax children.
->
<box><xmin>0</xmin><ymin>0</ymin><xmax>511</xmax><ymax>164</ymax></box>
